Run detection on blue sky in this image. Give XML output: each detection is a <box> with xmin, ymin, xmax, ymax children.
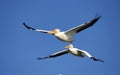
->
<box><xmin>0</xmin><ymin>0</ymin><xmax>120</xmax><ymax>75</ymax></box>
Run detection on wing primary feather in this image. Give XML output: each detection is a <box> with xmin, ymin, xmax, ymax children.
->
<box><xmin>23</xmin><ymin>22</ymin><xmax>49</xmax><ymax>33</ymax></box>
<box><xmin>90</xmin><ymin>57</ymin><xmax>104</xmax><ymax>63</ymax></box>
<box><xmin>65</xmin><ymin>16</ymin><xmax>101</xmax><ymax>36</ymax></box>
<box><xmin>37</xmin><ymin>49</ymin><xmax>69</xmax><ymax>60</ymax></box>
<box><xmin>37</xmin><ymin>56</ymin><xmax>49</xmax><ymax>60</ymax></box>
<box><xmin>49</xmin><ymin>49</ymin><xmax>69</xmax><ymax>57</ymax></box>
<box><xmin>76</xmin><ymin>16</ymin><xmax>101</xmax><ymax>33</ymax></box>
<box><xmin>23</xmin><ymin>22</ymin><xmax>35</xmax><ymax>30</ymax></box>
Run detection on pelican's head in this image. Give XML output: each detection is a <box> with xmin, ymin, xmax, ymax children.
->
<box><xmin>64</xmin><ymin>44</ymin><xmax>73</xmax><ymax>49</ymax></box>
<box><xmin>48</xmin><ymin>29</ymin><xmax>60</xmax><ymax>34</ymax></box>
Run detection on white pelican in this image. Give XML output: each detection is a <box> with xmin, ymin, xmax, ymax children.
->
<box><xmin>23</xmin><ymin>16</ymin><xmax>101</xmax><ymax>43</ymax></box>
<box><xmin>37</xmin><ymin>44</ymin><xmax>104</xmax><ymax>62</ymax></box>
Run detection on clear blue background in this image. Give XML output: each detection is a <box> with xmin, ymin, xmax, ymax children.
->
<box><xmin>0</xmin><ymin>0</ymin><xmax>120</xmax><ymax>75</ymax></box>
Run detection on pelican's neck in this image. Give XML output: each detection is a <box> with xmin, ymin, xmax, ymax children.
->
<box><xmin>48</xmin><ymin>29</ymin><xmax>60</xmax><ymax>35</ymax></box>
<box><xmin>65</xmin><ymin>44</ymin><xmax>74</xmax><ymax>49</ymax></box>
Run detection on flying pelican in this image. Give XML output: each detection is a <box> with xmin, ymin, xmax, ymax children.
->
<box><xmin>37</xmin><ymin>44</ymin><xmax>104</xmax><ymax>62</ymax></box>
<box><xmin>23</xmin><ymin>16</ymin><xmax>101</xmax><ymax>43</ymax></box>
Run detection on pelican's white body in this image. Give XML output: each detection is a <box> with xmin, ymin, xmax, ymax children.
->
<box><xmin>69</xmin><ymin>48</ymin><xmax>79</xmax><ymax>56</ymax></box>
<box><xmin>54</xmin><ymin>32</ymin><xmax>72</xmax><ymax>42</ymax></box>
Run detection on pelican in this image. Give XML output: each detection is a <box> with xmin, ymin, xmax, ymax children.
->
<box><xmin>37</xmin><ymin>44</ymin><xmax>104</xmax><ymax>62</ymax></box>
<box><xmin>23</xmin><ymin>16</ymin><xmax>101</xmax><ymax>43</ymax></box>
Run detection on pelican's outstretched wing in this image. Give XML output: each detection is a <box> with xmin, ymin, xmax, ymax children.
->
<box><xmin>65</xmin><ymin>16</ymin><xmax>101</xmax><ymax>36</ymax></box>
<box><xmin>78</xmin><ymin>50</ymin><xmax>104</xmax><ymax>62</ymax></box>
<box><xmin>37</xmin><ymin>49</ymin><xmax>69</xmax><ymax>60</ymax></box>
<box><xmin>23</xmin><ymin>22</ymin><xmax>50</xmax><ymax>33</ymax></box>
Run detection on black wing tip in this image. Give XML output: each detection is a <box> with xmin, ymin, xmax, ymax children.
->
<box><xmin>94</xmin><ymin>14</ymin><xmax>102</xmax><ymax>19</ymax></box>
<box><xmin>37</xmin><ymin>57</ymin><xmax>44</xmax><ymax>60</ymax></box>
<box><xmin>23</xmin><ymin>22</ymin><xmax>29</xmax><ymax>27</ymax></box>
<box><xmin>37</xmin><ymin>56</ymin><xmax>50</xmax><ymax>60</ymax></box>
<box><xmin>23</xmin><ymin>22</ymin><xmax>26</xmax><ymax>25</ymax></box>
<box><xmin>96</xmin><ymin>16</ymin><xmax>102</xmax><ymax>20</ymax></box>
<box><xmin>90</xmin><ymin>15</ymin><xmax>101</xmax><ymax>24</ymax></box>
<box><xmin>91</xmin><ymin>57</ymin><xmax>104</xmax><ymax>63</ymax></box>
<box><xmin>98</xmin><ymin>59</ymin><xmax>104</xmax><ymax>63</ymax></box>
<box><xmin>22</xmin><ymin>22</ymin><xmax>29</xmax><ymax>28</ymax></box>
<box><xmin>37</xmin><ymin>57</ymin><xmax>46</xmax><ymax>60</ymax></box>
<box><xmin>22</xmin><ymin>22</ymin><xmax>35</xmax><ymax>30</ymax></box>
<box><xmin>97</xmin><ymin>16</ymin><xmax>101</xmax><ymax>19</ymax></box>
